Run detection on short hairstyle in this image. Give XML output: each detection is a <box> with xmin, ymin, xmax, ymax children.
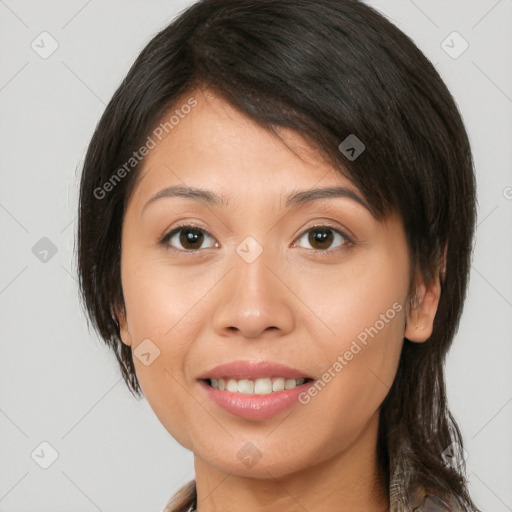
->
<box><xmin>76</xmin><ymin>0</ymin><xmax>478</xmax><ymax>509</ymax></box>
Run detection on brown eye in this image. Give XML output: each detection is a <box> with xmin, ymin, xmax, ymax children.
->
<box><xmin>162</xmin><ymin>225</ymin><xmax>217</xmax><ymax>252</ymax></box>
<box><xmin>179</xmin><ymin>227</ymin><xmax>204</xmax><ymax>250</ymax></box>
<box><xmin>295</xmin><ymin>226</ymin><xmax>350</xmax><ymax>252</ymax></box>
<box><xmin>308</xmin><ymin>227</ymin><xmax>334</xmax><ymax>250</ymax></box>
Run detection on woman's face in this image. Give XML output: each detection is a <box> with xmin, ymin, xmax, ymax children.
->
<box><xmin>117</xmin><ymin>88</ymin><xmax>436</xmax><ymax>478</ymax></box>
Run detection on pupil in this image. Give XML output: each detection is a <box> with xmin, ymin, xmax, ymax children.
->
<box><xmin>180</xmin><ymin>228</ymin><xmax>203</xmax><ymax>249</ymax></box>
<box><xmin>309</xmin><ymin>228</ymin><xmax>333</xmax><ymax>250</ymax></box>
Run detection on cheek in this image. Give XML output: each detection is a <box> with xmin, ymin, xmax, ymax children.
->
<box><xmin>121</xmin><ymin>251</ymin><xmax>215</xmax><ymax>340</ymax></box>
<box><xmin>120</xmin><ymin>255</ymin><xmax>219</xmax><ymax>448</ymax></box>
<box><xmin>294</xmin><ymin>308</ymin><xmax>405</xmax><ymax>461</ymax></box>
<box><xmin>297</xmin><ymin>246</ymin><xmax>408</xmax><ymax>348</ymax></box>
<box><xmin>293</xmin><ymin>248</ymin><xmax>408</xmax><ymax>412</ymax></box>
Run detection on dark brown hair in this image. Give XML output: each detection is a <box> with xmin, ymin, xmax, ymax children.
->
<box><xmin>76</xmin><ymin>0</ymin><xmax>479</xmax><ymax>510</ymax></box>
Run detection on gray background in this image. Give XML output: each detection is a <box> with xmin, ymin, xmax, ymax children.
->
<box><xmin>0</xmin><ymin>1</ymin><xmax>511</xmax><ymax>511</ymax></box>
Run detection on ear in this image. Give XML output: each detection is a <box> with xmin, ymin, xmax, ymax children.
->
<box><xmin>404</xmin><ymin>267</ymin><xmax>442</xmax><ymax>343</ymax></box>
<box><xmin>113</xmin><ymin>303</ymin><xmax>132</xmax><ymax>347</ymax></box>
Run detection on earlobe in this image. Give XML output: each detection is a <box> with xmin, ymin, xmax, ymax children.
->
<box><xmin>404</xmin><ymin>273</ymin><xmax>442</xmax><ymax>343</ymax></box>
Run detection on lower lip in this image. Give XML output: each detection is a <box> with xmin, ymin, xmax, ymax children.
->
<box><xmin>198</xmin><ymin>379</ymin><xmax>314</xmax><ymax>420</ymax></box>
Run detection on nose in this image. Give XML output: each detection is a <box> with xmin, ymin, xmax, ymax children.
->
<box><xmin>211</xmin><ymin>245</ymin><xmax>296</xmax><ymax>339</ymax></box>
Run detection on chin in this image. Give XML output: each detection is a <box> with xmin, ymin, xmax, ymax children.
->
<box><xmin>196</xmin><ymin>440</ymin><xmax>319</xmax><ymax>479</ymax></box>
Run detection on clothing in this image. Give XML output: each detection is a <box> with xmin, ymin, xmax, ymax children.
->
<box><xmin>162</xmin><ymin>476</ymin><xmax>459</xmax><ymax>512</ymax></box>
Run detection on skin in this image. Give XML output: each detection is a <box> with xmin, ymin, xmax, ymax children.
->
<box><xmin>116</xmin><ymin>88</ymin><xmax>441</xmax><ymax>512</ymax></box>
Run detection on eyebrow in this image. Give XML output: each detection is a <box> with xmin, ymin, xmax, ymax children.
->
<box><xmin>141</xmin><ymin>185</ymin><xmax>370</xmax><ymax>214</ymax></box>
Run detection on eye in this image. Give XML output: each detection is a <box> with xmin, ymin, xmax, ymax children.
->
<box><xmin>160</xmin><ymin>223</ymin><xmax>353</xmax><ymax>254</ymax></box>
<box><xmin>293</xmin><ymin>225</ymin><xmax>352</xmax><ymax>253</ymax></box>
<box><xmin>160</xmin><ymin>224</ymin><xmax>218</xmax><ymax>252</ymax></box>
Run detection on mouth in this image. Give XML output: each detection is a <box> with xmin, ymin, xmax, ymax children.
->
<box><xmin>196</xmin><ymin>360</ymin><xmax>316</xmax><ymax>419</ymax></box>
<box><xmin>201</xmin><ymin>376</ymin><xmax>315</xmax><ymax>395</ymax></box>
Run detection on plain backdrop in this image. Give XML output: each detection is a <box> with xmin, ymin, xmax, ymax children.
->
<box><xmin>0</xmin><ymin>1</ymin><xmax>511</xmax><ymax>511</ymax></box>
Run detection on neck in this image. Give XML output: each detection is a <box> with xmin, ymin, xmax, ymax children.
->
<box><xmin>193</xmin><ymin>411</ymin><xmax>389</xmax><ymax>512</ymax></box>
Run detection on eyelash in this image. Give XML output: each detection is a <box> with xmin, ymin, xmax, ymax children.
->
<box><xmin>159</xmin><ymin>222</ymin><xmax>354</xmax><ymax>257</ymax></box>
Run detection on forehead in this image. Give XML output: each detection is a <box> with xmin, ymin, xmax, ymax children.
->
<box><xmin>128</xmin><ymin>88</ymin><xmax>357</xmax><ymax>209</ymax></box>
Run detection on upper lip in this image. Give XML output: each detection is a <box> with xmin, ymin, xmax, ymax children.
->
<box><xmin>197</xmin><ymin>360</ymin><xmax>314</xmax><ymax>380</ymax></box>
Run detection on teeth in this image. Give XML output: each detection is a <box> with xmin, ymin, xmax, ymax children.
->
<box><xmin>272</xmin><ymin>377</ymin><xmax>285</xmax><ymax>392</ymax></box>
<box><xmin>255</xmin><ymin>377</ymin><xmax>272</xmax><ymax>394</ymax></box>
<box><xmin>284</xmin><ymin>378</ymin><xmax>297</xmax><ymax>390</ymax></box>
<box><xmin>226</xmin><ymin>378</ymin><xmax>238</xmax><ymax>392</ymax></box>
<box><xmin>209</xmin><ymin>377</ymin><xmax>307</xmax><ymax>394</ymax></box>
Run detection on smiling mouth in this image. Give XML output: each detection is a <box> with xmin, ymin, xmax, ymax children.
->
<box><xmin>202</xmin><ymin>377</ymin><xmax>314</xmax><ymax>394</ymax></box>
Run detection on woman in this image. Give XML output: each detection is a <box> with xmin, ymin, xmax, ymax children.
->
<box><xmin>76</xmin><ymin>1</ymin><xmax>481</xmax><ymax>511</ymax></box>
